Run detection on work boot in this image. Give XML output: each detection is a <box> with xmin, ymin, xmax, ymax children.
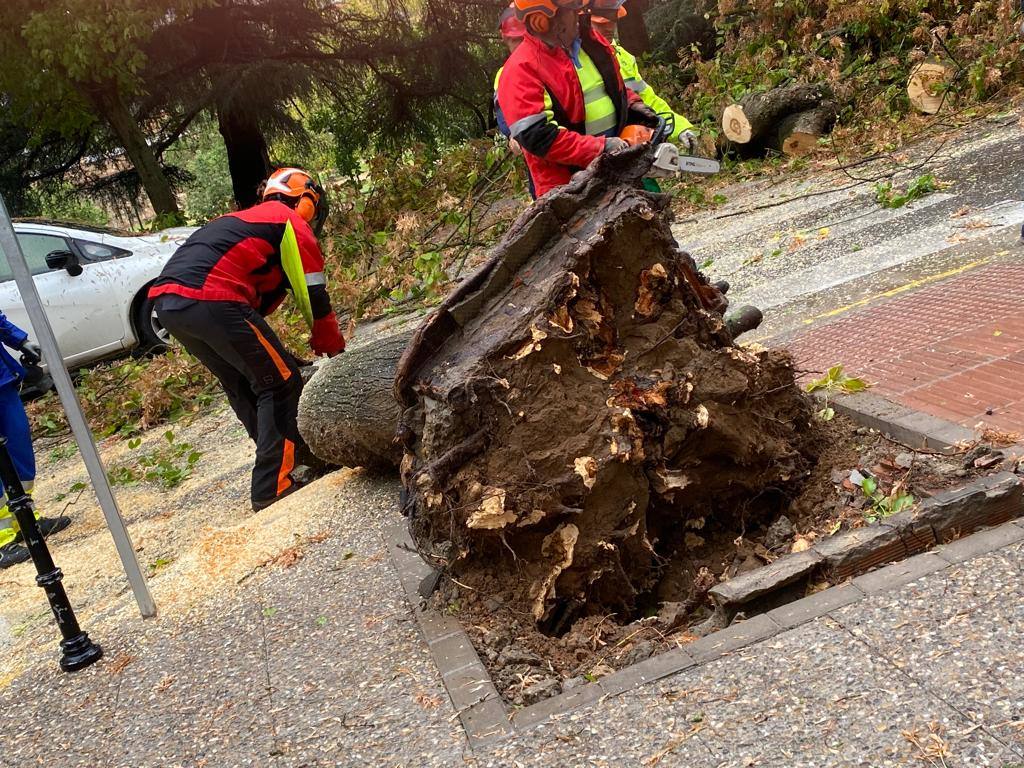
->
<box><xmin>0</xmin><ymin>542</ymin><xmax>30</xmax><ymax>569</ymax></box>
<box><xmin>14</xmin><ymin>515</ymin><xmax>72</xmax><ymax>543</ymax></box>
<box><xmin>725</xmin><ymin>305</ymin><xmax>764</xmax><ymax>339</ymax></box>
<box><xmin>251</xmin><ymin>481</ymin><xmax>302</xmax><ymax>513</ymax></box>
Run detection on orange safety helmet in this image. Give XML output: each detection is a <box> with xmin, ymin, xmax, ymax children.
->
<box><xmin>262</xmin><ymin>167</ymin><xmax>328</xmax><ymax>235</ymax></box>
<box><xmin>513</xmin><ymin>0</ymin><xmax>589</xmax><ymax>33</ymax></box>
<box><xmin>499</xmin><ymin>6</ymin><xmax>527</xmax><ymax>39</ymax></box>
<box><xmin>590</xmin><ymin>0</ymin><xmax>627</xmax><ymax>27</ymax></box>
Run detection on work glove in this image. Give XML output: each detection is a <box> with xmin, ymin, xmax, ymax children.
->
<box><xmin>19</xmin><ymin>340</ymin><xmax>41</xmax><ymax>366</ymax></box>
<box><xmin>679</xmin><ymin>130</ymin><xmax>699</xmax><ymax>155</ymax></box>
<box><xmin>604</xmin><ymin>137</ymin><xmax>629</xmax><ymax>153</ymax></box>
<box><xmin>627</xmin><ymin>101</ymin><xmax>660</xmax><ymax>129</ymax></box>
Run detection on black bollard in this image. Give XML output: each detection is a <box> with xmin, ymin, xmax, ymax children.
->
<box><xmin>0</xmin><ymin>436</ymin><xmax>102</xmax><ymax>671</ymax></box>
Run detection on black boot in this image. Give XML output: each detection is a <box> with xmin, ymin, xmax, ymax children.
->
<box><xmin>15</xmin><ymin>515</ymin><xmax>71</xmax><ymax>543</ymax></box>
<box><xmin>0</xmin><ymin>542</ymin><xmax>30</xmax><ymax>569</ymax></box>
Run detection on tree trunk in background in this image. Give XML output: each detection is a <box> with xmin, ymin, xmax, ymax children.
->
<box><xmin>92</xmin><ymin>86</ymin><xmax>180</xmax><ymax>218</ymax></box>
<box><xmin>619</xmin><ymin>0</ymin><xmax>651</xmax><ymax>55</ymax></box>
<box><xmin>217</xmin><ymin>99</ymin><xmax>272</xmax><ymax>209</ymax></box>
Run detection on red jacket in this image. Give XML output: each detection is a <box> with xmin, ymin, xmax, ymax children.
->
<box><xmin>149</xmin><ymin>201</ymin><xmax>344</xmax><ymax>355</ymax></box>
<box><xmin>496</xmin><ymin>28</ymin><xmax>639</xmax><ymax>198</ymax></box>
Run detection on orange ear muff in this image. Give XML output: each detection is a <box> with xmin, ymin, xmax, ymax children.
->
<box><xmin>527</xmin><ymin>12</ymin><xmax>549</xmax><ymax>33</ymax></box>
<box><xmin>295</xmin><ymin>196</ymin><xmax>317</xmax><ymax>223</ymax></box>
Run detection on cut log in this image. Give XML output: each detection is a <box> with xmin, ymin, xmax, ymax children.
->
<box><xmin>394</xmin><ymin>147</ymin><xmax>821</xmax><ymax>630</ymax></box>
<box><xmin>908</xmin><ymin>59</ymin><xmax>956</xmax><ymax>114</ymax></box>
<box><xmin>770</xmin><ymin>101</ymin><xmax>838</xmax><ymax>157</ymax></box>
<box><xmin>298</xmin><ymin>311</ymin><xmax>425</xmax><ymax>472</ymax></box>
<box><xmin>722</xmin><ymin>83</ymin><xmax>833</xmax><ymax>145</ymax></box>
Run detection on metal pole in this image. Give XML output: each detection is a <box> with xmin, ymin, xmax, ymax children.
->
<box><xmin>0</xmin><ymin>194</ymin><xmax>156</xmax><ymax>618</ymax></box>
<box><xmin>0</xmin><ymin>436</ymin><xmax>103</xmax><ymax>670</ymax></box>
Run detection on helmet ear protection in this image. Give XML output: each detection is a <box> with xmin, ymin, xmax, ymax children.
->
<box><xmin>527</xmin><ymin>12</ymin><xmax>549</xmax><ymax>32</ymax></box>
<box><xmin>295</xmin><ymin>195</ymin><xmax>317</xmax><ymax>223</ymax></box>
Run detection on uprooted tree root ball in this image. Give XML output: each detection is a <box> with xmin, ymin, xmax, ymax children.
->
<box><xmin>394</xmin><ymin>148</ymin><xmax>822</xmax><ymax>634</ymax></box>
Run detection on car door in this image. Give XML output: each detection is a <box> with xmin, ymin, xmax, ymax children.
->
<box><xmin>0</xmin><ymin>231</ymin><xmax>127</xmax><ymax>366</ymax></box>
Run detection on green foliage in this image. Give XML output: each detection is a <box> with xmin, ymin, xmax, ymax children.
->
<box><xmin>874</xmin><ymin>174</ymin><xmax>938</xmax><ymax>209</ymax></box>
<box><xmin>27</xmin><ymin>347</ymin><xmax>217</xmax><ymax>440</ymax></box>
<box><xmin>806</xmin><ymin>365</ymin><xmax>870</xmax><ymax>421</ymax></box>
<box><xmin>110</xmin><ymin>430</ymin><xmax>203</xmax><ymax>490</ymax></box>
<box><xmin>167</xmin><ymin>120</ymin><xmax>234</xmax><ymax>224</ymax></box>
<box><xmin>849</xmin><ymin>471</ymin><xmax>916</xmax><ymax>523</ymax></box>
<box><xmin>23</xmin><ymin>183</ymin><xmax>108</xmax><ymax>227</ymax></box>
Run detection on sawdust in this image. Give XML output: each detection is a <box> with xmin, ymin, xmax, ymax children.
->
<box><xmin>0</xmin><ymin>404</ymin><xmax>358</xmax><ymax>682</ymax></box>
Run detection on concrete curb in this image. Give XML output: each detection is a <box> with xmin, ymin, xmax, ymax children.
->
<box><xmin>389</xmin><ymin>514</ymin><xmax>1024</xmax><ymax>746</ymax></box>
<box><xmin>816</xmin><ymin>390</ymin><xmax>975</xmax><ymax>453</ymax></box>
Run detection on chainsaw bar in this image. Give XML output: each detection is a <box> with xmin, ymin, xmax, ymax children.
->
<box><xmin>650</xmin><ymin>143</ymin><xmax>720</xmax><ymax>177</ymax></box>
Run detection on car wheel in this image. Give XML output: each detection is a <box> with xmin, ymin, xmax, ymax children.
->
<box><xmin>134</xmin><ymin>294</ymin><xmax>171</xmax><ymax>355</ymax></box>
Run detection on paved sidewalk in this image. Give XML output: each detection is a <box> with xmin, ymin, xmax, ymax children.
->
<box><xmin>785</xmin><ymin>256</ymin><xmax>1024</xmax><ymax>434</ymax></box>
<box><xmin>3</xmin><ymin>468</ymin><xmax>1023</xmax><ymax>766</ymax></box>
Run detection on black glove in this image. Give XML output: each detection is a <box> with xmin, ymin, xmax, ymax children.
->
<box><xmin>627</xmin><ymin>101</ymin><xmax>660</xmax><ymax>129</ymax></box>
<box><xmin>20</xmin><ymin>340</ymin><xmax>41</xmax><ymax>366</ymax></box>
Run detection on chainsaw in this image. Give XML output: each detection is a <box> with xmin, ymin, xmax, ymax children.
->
<box><xmin>620</xmin><ymin>118</ymin><xmax>720</xmax><ymax>178</ymax></box>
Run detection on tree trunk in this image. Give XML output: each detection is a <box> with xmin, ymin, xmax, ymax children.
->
<box><xmin>907</xmin><ymin>59</ymin><xmax>956</xmax><ymax>114</ymax></box>
<box><xmin>298</xmin><ymin>312</ymin><xmax>426</xmax><ymax>472</ymax></box>
<box><xmin>91</xmin><ymin>85</ymin><xmax>180</xmax><ymax>217</ymax></box>
<box><xmin>721</xmin><ymin>84</ymin><xmax>833</xmax><ymax>145</ymax></box>
<box><xmin>393</xmin><ymin>148</ymin><xmax>820</xmax><ymax>631</ymax></box>
<box><xmin>768</xmin><ymin>101</ymin><xmax>838</xmax><ymax>157</ymax></box>
<box><xmin>618</xmin><ymin>0</ymin><xmax>651</xmax><ymax>55</ymax></box>
<box><xmin>217</xmin><ymin>98</ymin><xmax>272</xmax><ymax>209</ymax></box>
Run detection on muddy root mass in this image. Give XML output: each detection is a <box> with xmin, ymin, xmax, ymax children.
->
<box><xmin>396</xmin><ymin>150</ymin><xmax>820</xmax><ymax>631</ymax></box>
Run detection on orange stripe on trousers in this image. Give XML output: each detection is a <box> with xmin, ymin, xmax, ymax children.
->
<box><xmin>277</xmin><ymin>439</ymin><xmax>295</xmax><ymax>495</ymax></box>
<box><xmin>245</xmin><ymin>320</ymin><xmax>292</xmax><ymax>381</ymax></box>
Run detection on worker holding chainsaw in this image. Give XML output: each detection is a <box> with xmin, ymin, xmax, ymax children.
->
<box><xmin>0</xmin><ymin>310</ymin><xmax>71</xmax><ymax>569</ymax></box>
<box><xmin>589</xmin><ymin>1</ymin><xmax>698</xmax><ymax>151</ymax></box>
<box><xmin>149</xmin><ymin>168</ymin><xmax>344</xmax><ymax>512</ymax></box>
<box><xmin>497</xmin><ymin>0</ymin><xmax>663</xmax><ymax>199</ymax></box>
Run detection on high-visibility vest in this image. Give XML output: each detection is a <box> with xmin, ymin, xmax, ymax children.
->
<box><xmin>576</xmin><ymin>50</ymin><xmax>618</xmax><ymax>136</ymax></box>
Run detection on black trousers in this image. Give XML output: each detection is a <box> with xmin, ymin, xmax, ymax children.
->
<box><xmin>155</xmin><ymin>298</ymin><xmax>304</xmax><ymax>504</ymax></box>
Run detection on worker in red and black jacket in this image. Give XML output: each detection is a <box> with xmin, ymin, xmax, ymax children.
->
<box><xmin>149</xmin><ymin>168</ymin><xmax>345</xmax><ymax>511</ymax></box>
<box><xmin>497</xmin><ymin>0</ymin><xmax>660</xmax><ymax>199</ymax></box>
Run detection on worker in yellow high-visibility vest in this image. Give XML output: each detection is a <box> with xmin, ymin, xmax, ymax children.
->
<box><xmin>590</xmin><ymin>0</ymin><xmax>698</xmax><ymax>153</ymax></box>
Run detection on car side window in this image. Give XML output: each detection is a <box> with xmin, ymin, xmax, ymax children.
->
<box><xmin>0</xmin><ymin>233</ymin><xmax>71</xmax><ymax>281</ymax></box>
<box><xmin>75</xmin><ymin>239</ymin><xmax>130</xmax><ymax>262</ymax></box>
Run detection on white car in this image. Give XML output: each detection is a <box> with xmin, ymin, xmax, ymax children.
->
<box><xmin>1</xmin><ymin>220</ymin><xmax>195</xmax><ymax>369</ymax></box>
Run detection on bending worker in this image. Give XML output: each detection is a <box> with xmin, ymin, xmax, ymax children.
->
<box><xmin>497</xmin><ymin>0</ymin><xmax>661</xmax><ymax>199</ymax></box>
<box><xmin>0</xmin><ymin>310</ymin><xmax>71</xmax><ymax>569</ymax></box>
<box><xmin>149</xmin><ymin>168</ymin><xmax>345</xmax><ymax>512</ymax></box>
<box><xmin>589</xmin><ymin>0</ymin><xmax>698</xmax><ymax>150</ymax></box>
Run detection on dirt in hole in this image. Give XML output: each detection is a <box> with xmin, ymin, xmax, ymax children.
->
<box><xmin>428</xmin><ymin>416</ymin><xmax>1002</xmax><ymax>707</ymax></box>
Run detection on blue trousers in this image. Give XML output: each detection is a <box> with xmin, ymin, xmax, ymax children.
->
<box><xmin>0</xmin><ymin>382</ymin><xmax>34</xmax><ymax>488</ymax></box>
<box><xmin>0</xmin><ymin>382</ymin><xmax>36</xmax><ymax>546</ymax></box>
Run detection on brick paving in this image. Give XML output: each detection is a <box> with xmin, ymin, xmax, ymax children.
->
<box><xmin>785</xmin><ymin>261</ymin><xmax>1024</xmax><ymax>433</ymax></box>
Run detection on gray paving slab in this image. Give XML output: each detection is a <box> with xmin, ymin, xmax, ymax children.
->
<box><xmin>833</xmin><ymin>539</ymin><xmax>1024</xmax><ymax>760</ymax></box>
<box><xmin>481</xmin><ymin>615</ymin><xmax>1013</xmax><ymax>767</ymax></box>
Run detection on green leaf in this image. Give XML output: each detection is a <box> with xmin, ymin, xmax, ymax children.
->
<box><xmin>861</xmin><ymin>476</ymin><xmax>878</xmax><ymax>496</ymax></box>
<box><xmin>840</xmin><ymin>377</ymin><xmax>869</xmax><ymax>393</ymax></box>
<box><xmin>817</xmin><ymin>406</ymin><xmax>835</xmax><ymax>421</ymax></box>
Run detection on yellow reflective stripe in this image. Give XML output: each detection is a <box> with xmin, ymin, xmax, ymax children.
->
<box><xmin>281</xmin><ymin>220</ymin><xmax>314</xmax><ymax>328</ymax></box>
<box><xmin>493</xmin><ymin>66</ymin><xmax>503</xmax><ymax>92</ymax></box>
<box><xmin>576</xmin><ymin>51</ymin><xmax>616</xmax><ymax>136</ymax></box>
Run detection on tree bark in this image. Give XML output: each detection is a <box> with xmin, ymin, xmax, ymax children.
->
<box><xmin>298</xmin><ymin>311</ymin><xmax>426</xmax><ymax>472</ymax></box>
<box><xmin>721</xmin><ymin>84</ymin><xmax>833</xmax><ymax>145</ymax></box>
<box><xmin>91</xmin><ymin>85</ymin><xmax>180</xmax><ymax>217</ymax></box>
<box><xmin>768</xmin><ymin>101</ymin><xmax>838</xmax><ymax>157</ymax></box>
<box><xmin>217</xmin><ymin>97</ymin><xmax>272</xmax><ymax>208</ymax></box>
<box><xmin>618</xmin><ymin>0</ymin><xmax>651</xmax><ymax>55</ymax></box>
<box><xmin>393</xmin><ymin>147</ymin><xmax>820</xmax><ymax>630</ymax></box>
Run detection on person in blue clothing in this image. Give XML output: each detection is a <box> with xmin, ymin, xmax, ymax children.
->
<box><xmin>0</xmin><ymin>310</ymin><xmax>71</xmax><ymax>568</ymax></box>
